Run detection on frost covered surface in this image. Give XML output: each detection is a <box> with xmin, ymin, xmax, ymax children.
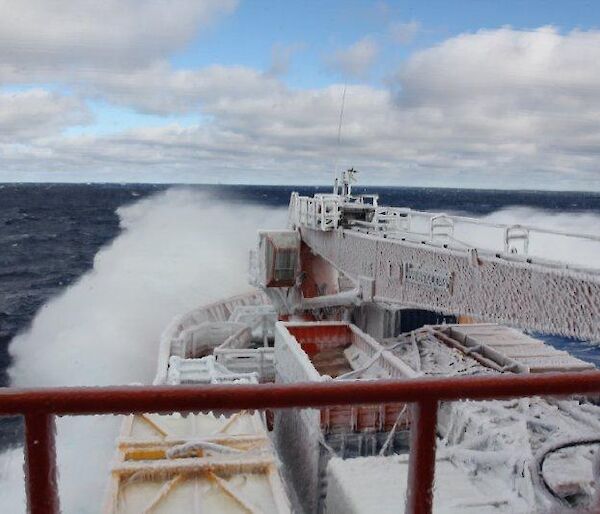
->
<box><xmin>387</xmin><ymin>330</ymin><xmax>494</xmax><ymax>376</ymax></box>
<box><xmin>388</xmin><ymin>324</ymin><xmax>593</xmax><ymax>375</ymax></box>
<box><xmin>438</xmin><ymin>396</ymin><xmax>600</xmax><ymax>511</ymax></box>
<box><xmin>273</xmin><ymin>322</ymin><xmax>324</xmax><ymax>513</ymax></box>
<box><xmin>273</xmin><ymin>322</ymin><xmax>414</xmax><ymax>513</ymax></box>
<box><xmin>326</xmin><ymin>454</ymin><xmax>522</xmax><ymax>513</ymax></box>
<box><xmin>388</xmin><ymin>325</ymin><xmax>600</xmax><ymax>511</ymax></box>
<box><xmin>105</xmin><ymin>409</ymin><xmax>291</xmax><ymax>513</ymax></box>
<box><xmin>166</xmin><ymin>355</ymin><xmax>259</xmax><ymax>385</ymax></box>
<box><xmin>155</xmin><ymin>291</ymin><xmax>269</xmax><ymax>384</ymax></box>
<box><xmin>108</xmin><ymin>345</ymin><xmax>290</xmax><ymax>512</ymax></box>
<box><xmin>300</xmin><ymin>225</ymin><xmax>600</xmax><ymax>341</ymax></box>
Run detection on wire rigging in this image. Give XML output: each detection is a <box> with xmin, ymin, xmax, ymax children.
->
<box><xmin>332</xmin><ymin>81</ymin><xmax>348</xmax><ymax>179</ymax></box>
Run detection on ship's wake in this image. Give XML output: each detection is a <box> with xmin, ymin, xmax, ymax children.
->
<box><xmin>0</xmin><ymin>188</ymin><xmax>285</xmax><ymax>513</ymax></box>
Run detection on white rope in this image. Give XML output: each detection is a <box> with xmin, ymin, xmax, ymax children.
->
<box><xmin>379</xmin><ymin>404</ymin><xmax>408</xmax><ymax>456</ymax></box>
<box><xmin>336</xmin><ymin>340</ymin><xmax>404</xmax><ymax>380</ymax></box>
<box><xmin>166</xmin><ymin>441</ymin><xmax>243</xmax><ymax>459</ymax></box>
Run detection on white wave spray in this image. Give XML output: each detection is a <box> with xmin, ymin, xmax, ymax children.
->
<box><xmin>429</xmin><ymin>207</ymin><xmax>600</xmax><ymax>270</ymax></box>
<box><xmin>482</xmin><ymin>207</ymin><xmax>600</xmax><ymax>270</ymax></box>
<box><xmin>0</xmin><ymin>188</ymin><xmax>285</xmax><ymax>513</ymax></box>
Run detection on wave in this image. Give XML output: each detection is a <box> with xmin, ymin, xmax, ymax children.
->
<box><xmin>0</xmin><ymin>188</ymin><xmax>285</xmax><ymax>513</ymax></box>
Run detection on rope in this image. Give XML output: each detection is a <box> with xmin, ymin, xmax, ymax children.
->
<box><xmin>166</xmin><ymin>441</ymin><xmax>243</xmax><ymax>459</ymax></box>
<box><xmin>379</xmin><ymin>405</ymin><xmax>408</xmax><ymax>456</ymax></box>
<box><xmin>534</xmin><ymin>436</ymin><xmax>600</xmax><ymax>505</ymax></box>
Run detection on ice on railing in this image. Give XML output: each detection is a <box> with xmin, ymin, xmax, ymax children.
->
<box><xmin>167</xmin><ymin>355</ymin><xmax>259</xmax><ymax>384</ymax></box>
<box><xmin>227</xmin><ymin>304</ymin><xmax>277</xmax><ymax>341</ymax></box>
<box><xmin>289</xmin><ymin>194</ymin><xmax>342</xmax><ymax>231</ymax></box>
<box><xmin>290</xmin><ymin>193</ymin><xmax>600</xmax><ymax>271</ymax></box>
<box><xmin>248</xmin><ymin>248</ymin><xmax>259</xmax><ymax>285</ymax></box>
<box><xmin>435</xmin><ymin>214</ymin><xmax>600</xmax><ymax>270</ymax></box>
<box><xmin>373</xmin><ymin>209</ymin><xmax>600</xmax><ymax>270</ymax></box>
<box><xmin>154</xmin><ymin>291</ymin><xmax>271</xmax><ymax>384</ymax></box>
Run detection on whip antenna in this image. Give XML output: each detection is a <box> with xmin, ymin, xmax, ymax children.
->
<box><xmin>332</xmin><ymin>81</ymin><xmax>347</xmax><ymax>193</ymax></box>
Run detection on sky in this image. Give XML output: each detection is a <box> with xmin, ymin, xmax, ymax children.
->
<box><xmin>1</xmin><ymin>0</ymin><xmax>600</xmax><ymax>189</ymax></box>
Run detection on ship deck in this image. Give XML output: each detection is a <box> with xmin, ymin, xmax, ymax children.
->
<box><xmin>103</xmin><ymin>411</ymin><xmax>290</xmax><ymax>514</ymax></box>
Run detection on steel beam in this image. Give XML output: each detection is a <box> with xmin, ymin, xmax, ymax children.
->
<box><xmin>300</xmin><ymin>227</ymin><xmax>600</xmax><ymax>341</ymax></box>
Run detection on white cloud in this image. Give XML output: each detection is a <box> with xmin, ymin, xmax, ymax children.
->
<box><xmin>325</xmin><ymin>37</ymin><xmax>379</xmax><ymax>79</ymax></box>
<box><xmin>77</xmin><ymin>62</ymin><xmax>286</xmax><ymax>115</ymax></box>
<box><xmin>267</xmin><ymin>43</ymin><xmax>303</xmax><ymax>77</ymax></box>
<box><xmin>0</xmin><ymin>89</ymin><xmax>90</xmax><ymax>140</ymax></box>
<box><xmin>0</xmin><ymin>0</ymin><xmax>236</xmax><ymax>76</ymax></box>
<box><xmin>0</xmin><ymin>83</ymin><xmax>396</xmax><ymax>183</ymax></box>
<box><xmin>2</xmin><ymin>26</ymin><xmax>600</xmax><ymax>189</ymax></box>
<box><xmin>394</xmin><ymin>26</ymin><xmax>600</xmax><ymax>164</ymax></box>
<box><xmin>398</xmin><ymin>26</ymin><xmax>600</xmax><ymax>103</ymax></box>
<box><xmin>389</xmin><ymin>20</ymin><xmax>420</xmax><ymax>44</ymax></box>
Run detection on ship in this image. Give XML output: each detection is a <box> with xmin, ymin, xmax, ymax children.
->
<box><xmin>94</xmin><ymin>169</ymin><xmax>600</xmax><ymax>513</ymax></box>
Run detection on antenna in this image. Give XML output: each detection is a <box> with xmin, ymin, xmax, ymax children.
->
<box><xmin>332</xmin><ymin>81</ymin><xmax>347</xmax><ymax>194</ymax></box>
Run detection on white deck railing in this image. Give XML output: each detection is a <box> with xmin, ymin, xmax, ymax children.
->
<box><xmin>289</xmin><ymin>192</ymin><xmax>341</xmax><ymax>231</ymax></box>
<box><xmin>289</xmin><ymin>193</ymin><xmax>600</xmax><ymax>271</ymax></box>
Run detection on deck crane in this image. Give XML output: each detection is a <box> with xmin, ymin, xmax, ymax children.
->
<box><xmin>255</xmin><ymin>169</ymin><xmax>600</xmax><ymax>342</ymax></box>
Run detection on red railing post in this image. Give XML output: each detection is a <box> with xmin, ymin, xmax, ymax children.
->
<box><xmin>405</xmin><ymin>400</ymin><xmax>438</xmax><ymax>514</ymax></box>
<box><xmin>24</xmin><ymin>413</ymin><xmax>59</xmax><ymax>514</ymax></box>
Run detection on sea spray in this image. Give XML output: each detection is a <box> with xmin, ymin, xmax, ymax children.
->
<box><xmin>0</xmin><ymin>188</ymin><xmax>285</xmax><ymax>513</ymax></box>
<box><xmin>482</xmin><ymin>208</ymin><xmax>600</xmax><ymax>269</ymax></box>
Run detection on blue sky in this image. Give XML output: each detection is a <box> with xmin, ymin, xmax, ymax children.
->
<box><xmin>1</xmin><ymin>1</ymin><xmax>600</xmax><ymax>188</ymax></box>
<box><xmin>175</xmin><ymin>0</ymin><xmax>598</xmax><ymax>70</ymax></box>
<box><xmin>170</xmin><ymin>0</ymin><xmax>600</xmax><ymax>82</ymax></box>
<box><xmin>107</xmin><ymin>0</ymin><xmax>600</xmax><ymax>130</ymax></box>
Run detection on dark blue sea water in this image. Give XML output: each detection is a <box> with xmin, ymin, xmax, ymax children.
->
<box><xmin>2</xmin><ymin>183</ymin><xmax>600</xmax><ymax>386</ymax></box>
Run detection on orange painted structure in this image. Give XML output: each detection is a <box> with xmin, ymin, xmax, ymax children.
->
<box><xmin>280</xmin><ymin>322</ymin><xmax>411</xmax><ymax>433</ymax></box>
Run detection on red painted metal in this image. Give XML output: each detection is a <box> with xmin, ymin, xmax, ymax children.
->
<box><xmin>4</xmin><ymin>370</ymin><xmax>600</xmax><ymax>514</ymax></box>
<box><xmin>299</xmin><ymin>241</ymin><xmax>338</xmax><ymax>299</ymax></box>
<box><xmin>286</xmin><ymin>323</ymin><xmax>351</xmax><ymax>348</ymax></box>
<box><xmin>24</xmin><ymin>413</ymin><xmax>59</xmax><ymax>514</ymax></box>
<box><xmin>406</xmin><ymin>401</ymin><xmax>438</xmax><ymax>514</ymax></box>
<box><xmin>2</xmin><ymin>371</ymin><xmax>600</xmax><ymax>416</ymax></box>
<box><xmin>287</xmin><ymin>323</ymin><xmax>352</xmax><ymax>358</ymax></box>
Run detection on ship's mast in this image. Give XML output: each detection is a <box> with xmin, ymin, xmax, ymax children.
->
<box><xmin>333</xmin><ymin>167</ymin><xmax>358</xmax><ymax>200</ymax></box>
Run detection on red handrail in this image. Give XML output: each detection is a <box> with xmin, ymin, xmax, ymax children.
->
<box><xmin>4</xmin><ymin>370</ymin><xmax>600</xmax><ymax>514</ymax></box>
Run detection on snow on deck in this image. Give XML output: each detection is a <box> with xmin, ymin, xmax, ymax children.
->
<box><xmin>104</xmin><ymin>349</ymin><xmax>290</xmax><ymax>514</ymax></box>
<box><xmin>445</xmin><ymin>324</ymin><xmax>594</xmax><ymax>373</ymax></box>
<box><xmin>326</xmin><ymin>454</ymin><xmax>522</xmax><ymax>513</ymax></box>
<box><xmin>389</xmin><ymin>324</ymin><xmax>594</xmax><ymax>376</ymax></box>
<box><xmin>103</xmin><ymin>411</ymin><xmax>291</xmax><ymax>514</ymax></box>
